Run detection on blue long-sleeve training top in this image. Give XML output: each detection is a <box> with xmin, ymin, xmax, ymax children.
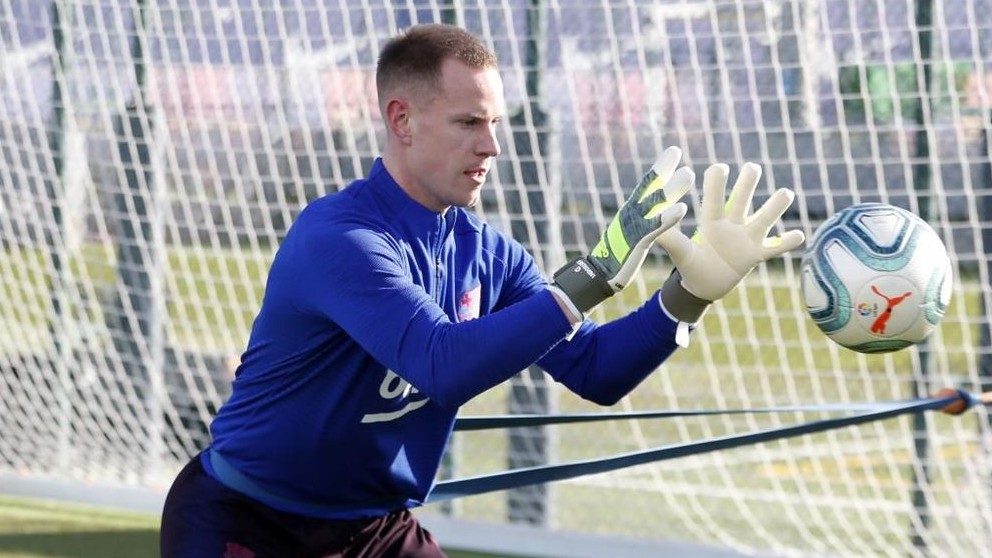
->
<box><xmin>204</xmin><ymin>158</ymin><xmax>684</xmax><ymax>519</ymax></box>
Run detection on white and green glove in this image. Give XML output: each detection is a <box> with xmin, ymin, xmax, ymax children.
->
<box><xmin>657</xmin><ymin>161</ymin><xmax>806</xmax><ymax>323</ymax></box>
<box><xmin>553</xmin><ymin>146</ymin><xmax>693</xmax><ymax>313</ymax></box>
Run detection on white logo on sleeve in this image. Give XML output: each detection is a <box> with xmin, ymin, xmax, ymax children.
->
<box><xmin>360</xmin><ymin>370</ymin><xmax>430</xmax><ymax>424</ymax></box>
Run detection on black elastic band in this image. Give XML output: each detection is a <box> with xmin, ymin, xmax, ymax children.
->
<box><xmin>453</xmin><ymin>401</ymin><xmax>889</xmax><ymax>431</ymax></box>
<box><xmin>428</xmin><ymin>392</ymin><xmax>967</xmax><ymax>503</ymax></box>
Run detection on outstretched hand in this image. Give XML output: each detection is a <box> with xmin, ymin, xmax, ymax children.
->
<box><xmin>657</xmin><ymin>161</ymin><xmax>806</xmax><ymax>322</ymax></box>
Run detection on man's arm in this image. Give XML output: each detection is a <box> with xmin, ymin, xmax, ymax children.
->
<box><xmin>297</xmin><ymin>224</ymin><xmax>576</xmax><ymax>409</ymax></box>
<box><xmin>538</xmin><ymin>295</ymin><xmax>681</xmax><ymax>406</ymax></box>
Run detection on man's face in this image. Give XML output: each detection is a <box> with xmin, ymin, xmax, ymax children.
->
<box><xmin>403</xmin><ymin>59</ymin><xmax>504</xmax><ymax>212</ymax></box>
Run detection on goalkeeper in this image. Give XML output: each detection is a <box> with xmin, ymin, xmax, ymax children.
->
<box><xmin>160</xmin><ymin>23</ymin><xmax>804</xmax><ymax>558</ymax></box>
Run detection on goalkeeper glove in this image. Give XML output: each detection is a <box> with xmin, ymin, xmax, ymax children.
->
<box><xmin>553</xmin><ymin>146</ymin><xmax>693</xmax><ymax>313</ymax></box>
<box><xmin>657</xmin><ymin>161</ymin><xmax>806</xmax><ymax>322</ymax></box>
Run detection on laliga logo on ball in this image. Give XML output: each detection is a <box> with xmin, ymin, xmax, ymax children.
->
<box><xmin>856</xmin><ymin>302</ymin><xmax>876</xmax><ymax>317</ymax></box>
<box><xmin>800</xmin><ymin>203</ymin><xmax>953</xmax><ymax>354</ymax></box>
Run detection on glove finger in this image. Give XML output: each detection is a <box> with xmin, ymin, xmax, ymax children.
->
<box><xmin>655</xmin><ymin>226</ymin><xmax>694</xmax><ymax>268</ymax></box>
<box><xmin>701</xmin><ymin>163</ymin><xmax>730</xmax><ymax>223</ymax></box>
<box><xmin>636</xmin><ymin>147</ymin><xmax>685</xmax><ymax>203</ymax></box>
<box><xmin>663</xmin><ymin>166</ymin><xmax>694</xmax><ymax>204</ymax></box>
<box><xmin>760</xmin><ymin>229</ymin><xmax>806</xmax><ymax>259</ymax></box>
<box><xmin>748</xmin><ymin>188</ymin><xmax>796</xmax><ymax>237</ymax></box>
<box><xmin>643</xmin><ymin>167</ymin><xmax>694</xmax><ymax>218</ymax></box>
<box><xmin>651</xmin><ymin>146</ymin><xmax>684</xmax><ymax>183</ymax></box>
<box><xmin>643</xmin><ymin>202</ymin><xmax>688</xmax><ymax>243</ymax></box>
<box><xmin>726</xmin><ymin>162</ymin><xmax>761</xmax><ymax>224</ymax></box>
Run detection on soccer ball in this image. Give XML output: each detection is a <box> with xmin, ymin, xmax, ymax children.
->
<box><xmin>800</xmin><ymin>203</ymin><xmax>952</xmax><ymax>354</ymax></box>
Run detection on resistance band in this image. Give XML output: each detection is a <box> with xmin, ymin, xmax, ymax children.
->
<box><xmin>429</xmin><ymin>389</ymin><xmax>988</xmax><ymax>503</ymax></box>
<box><xmin>455</xmin><ymin>402</ymin><xmax>884</xmax><ymax>431</ymax></box>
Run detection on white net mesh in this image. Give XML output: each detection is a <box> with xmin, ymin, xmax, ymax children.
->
<box><xmin>2</xmin><ymin>1</ymin><xmax>991</xmax><ymax>556</ymax></box>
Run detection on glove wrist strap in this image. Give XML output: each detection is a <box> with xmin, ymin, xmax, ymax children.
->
<box><xmin>659</xmin><ymin>270</ymin><xmax>711</xmax><ymax>323</ymax></box>
<box><xmin>552</xmin><ymin>257</ymin><xmax>614</xmax><ymax>313</ymax></box>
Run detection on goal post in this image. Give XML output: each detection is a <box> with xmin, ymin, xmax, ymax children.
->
<box><xmin>2</xmin><ymin>1</ymin><xmax>992</xmax><ymax>556</ymax></box>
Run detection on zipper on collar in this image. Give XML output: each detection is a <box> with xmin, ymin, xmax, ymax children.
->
<box><xmin>433</xmin><ymin>213</ymin><xmax>448</xmax><ymax>303</ymax></box>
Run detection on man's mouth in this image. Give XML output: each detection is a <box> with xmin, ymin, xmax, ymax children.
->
<box><xmin>466</xmin><ymin>168</ymin><xmax>488</xmax><ymax>182</ymax></box>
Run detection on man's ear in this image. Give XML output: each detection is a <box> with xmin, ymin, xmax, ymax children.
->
<box><xmin>385</xmin><ymin>98</ymin><xmax>413</xmax><ymax>145</ymax></box>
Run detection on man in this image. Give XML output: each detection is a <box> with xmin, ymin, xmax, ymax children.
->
<box><xmin>160</xmin><ymin>23</ymin><xmax>804</xmax><ymax>557</ymax></box>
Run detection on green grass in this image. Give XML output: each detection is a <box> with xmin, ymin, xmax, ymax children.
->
<box><xmin>0</xmin><ymin>496</ymin><xmax>511</xmax><ymax>558</ymax></box>
<box><xmin>0</xmin><ymin>496</ymin><xmax>159</xmax><ymax>558</ymax></box>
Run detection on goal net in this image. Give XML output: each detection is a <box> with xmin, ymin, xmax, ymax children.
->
<box><xmin>1</xmin><ymin>1</ymin><xmax>991</xmax><ymax>556</ymax></box>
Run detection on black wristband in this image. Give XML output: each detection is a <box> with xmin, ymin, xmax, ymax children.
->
<box><xmin>552</xmin><ymin>257</ymin><xmax>614</xmax><ymax>313</ymax></box>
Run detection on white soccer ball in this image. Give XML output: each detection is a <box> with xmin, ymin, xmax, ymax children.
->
<box><xmin>800</xmin><ymin>203</ymin><xmax>953</xmax><ymax>354</ymax></box>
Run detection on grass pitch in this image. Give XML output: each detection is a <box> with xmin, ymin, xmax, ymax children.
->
<box><xmin>0</xmin><ymin>495</ymin><xmax>509</xmax><ymax>558</ymax></box>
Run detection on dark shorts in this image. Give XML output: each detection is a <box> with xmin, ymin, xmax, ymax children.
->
<box><xmin>160</xmin><ymin>454</ymin><xmax>447</xmax><ymax>558</ymax></box>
